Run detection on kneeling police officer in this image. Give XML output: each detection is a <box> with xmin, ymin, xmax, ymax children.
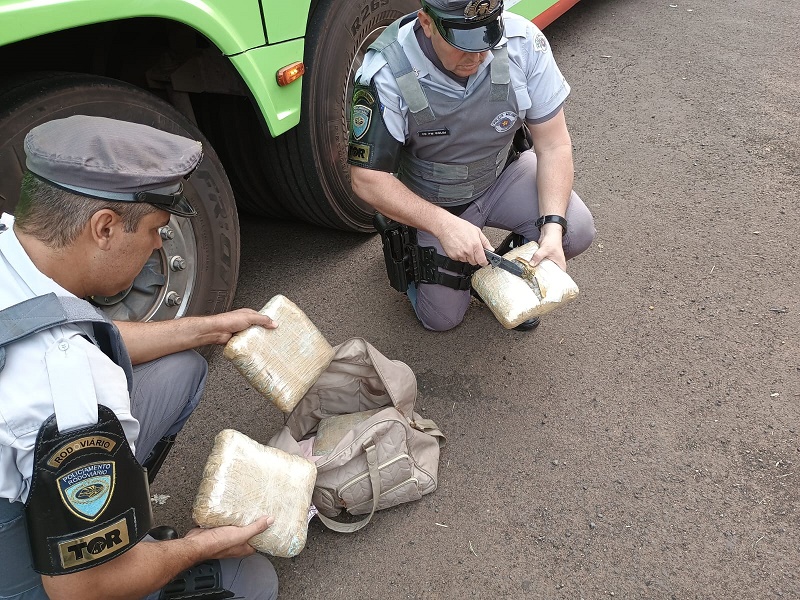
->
<box><xmin>0</xmin><ymin>115</ymin><xmax>278</xmax><ymax>600</ymax></box>
<box><xmin>349</xmin><ymin>0</ymin><xmax>597</xmax><ymax>331</ymax></box>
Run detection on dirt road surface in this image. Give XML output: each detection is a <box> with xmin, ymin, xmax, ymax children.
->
<box><xmin>153</xmin><ymin>0</ymin><xmax>800</xmax><ymax>597</ymax></box>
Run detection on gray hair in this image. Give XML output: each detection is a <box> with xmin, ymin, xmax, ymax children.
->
<box><xmin>14</xmin><ymin>172</ymin><xmax>160</xmax><ymax>248</ymax></box>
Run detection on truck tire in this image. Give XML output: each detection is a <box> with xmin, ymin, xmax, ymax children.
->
<box><xmin>0</xmin><ymin>73</ymin><xmax>240</xmax><ymax>323</ymax></box>
<box><xmin>295</xmin><ymin>0</ymin><xmax>420</xmax><ymax>231</ymax></box>
<box><xmin>200</xmin><ymin>0</ymin><xmax>419</xmax><ymax>232</ymax></box>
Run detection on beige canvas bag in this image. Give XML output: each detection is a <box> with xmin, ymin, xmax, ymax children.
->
<box><xmin>268</xmin><ymin>338</ymin><xmax>444</xmax><ymax>533</ymax></box>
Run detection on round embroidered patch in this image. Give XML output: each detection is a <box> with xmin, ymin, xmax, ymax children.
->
<box><xmin>533</xmin><ymin>32</ymin><xmax>548</xmax><ymax>53</ymax></box>
<box><xmin>491</xmin><ymin>111</ymin><xmax>518</xmax><ymax>133</ymax></box>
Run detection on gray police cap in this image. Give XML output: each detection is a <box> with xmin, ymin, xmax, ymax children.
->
<box><xmin>24</xmin><ymin>115</ymin><xmax>203</xmax><ymax>217</ymax></box>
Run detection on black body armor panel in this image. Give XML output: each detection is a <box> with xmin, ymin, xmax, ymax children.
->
<box><xmin>347</xmin><ymin>81</ymin><xmax>403</xmax><ymax>172</ymax></box>
<box><xmin>25</xmin><ymin>404</ymin><xmax>153</xmax><ymax>575</ymax></box>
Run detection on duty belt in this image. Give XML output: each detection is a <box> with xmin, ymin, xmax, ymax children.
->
<box><xmin>374</xmin><ymin>212</ymin><xmax>477</xmax><ymax>292</ymax></box>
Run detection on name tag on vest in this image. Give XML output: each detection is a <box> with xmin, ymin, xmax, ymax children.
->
<box><xmin>418</xmin><ymin>128</ymin><xmax>450</xmax><ymax>137</ymax></box>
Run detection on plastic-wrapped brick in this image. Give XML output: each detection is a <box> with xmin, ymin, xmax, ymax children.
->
<box><xmin>192</xmin><ymin>429</ymin><xmax>317</xmax><ymax>558</ymax></box>
<box><xmin>471</xmin><ymin>241</ymin><xmax>580</xmax><ymax>329</ymax></box>
<box><xmin>223</xmin><ymin>294</ymin><xmax>334</xmax><ymax>413</ymax></box>
<box><xmin>313</xmin><ymin>408</ymin><xmax>383</xmax><ymax>456</ymax></box>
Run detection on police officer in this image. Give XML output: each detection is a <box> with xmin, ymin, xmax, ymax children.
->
<box><xmin>0</xmin><ymin>115</ymin><xmax>279</xmax><ymax>599</ymax></box>
<box><xmin>349</xmin><ymin>0</ymin><xmax>596</xmax><ymax>331</ymax></box>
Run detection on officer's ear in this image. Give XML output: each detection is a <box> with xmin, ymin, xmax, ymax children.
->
<box><xmin>418</xmin><ymin>10</ymin><xmax>435</xmax><ymax>38</ymax></box>
<box><xmin>88</xmin><ymin>208</ymin><xmax>122</xmax><ymax>250</ymax></box>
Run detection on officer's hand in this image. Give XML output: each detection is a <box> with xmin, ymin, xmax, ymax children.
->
<box><xmin>437</xmin><ymin>216</ymin><xmax>492</xmax><ymax>266</ymax></box>
<box><xmin>531</xmin><ymin>224</ymin><xmax>567</xmax><ymax>271</ymax></box>
<box><xmin>206</xmin><ymin>309</ymin><xmax>278</xmax><ymax>345</ymax></box>
<box><xmin>184</xmin><ymin>516</ymin><xmax>274</xmax><ymax>559</ymax></box>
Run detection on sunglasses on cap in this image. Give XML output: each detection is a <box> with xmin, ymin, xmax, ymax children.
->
<box><xmin>424</xmin><ymin>0</ymin><xmax>504</xmax><ymax>52</ymax></box>
<box><xmin>133</xmin><ymin>183</ymin><xmax>197</xmax><ymax>218</ymax></box>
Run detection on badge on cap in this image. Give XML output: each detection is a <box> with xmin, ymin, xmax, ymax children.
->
<box><xmin>464</xmin><ymin>0</ymin><xmax>500</xmax><ymax>19</ymax></box>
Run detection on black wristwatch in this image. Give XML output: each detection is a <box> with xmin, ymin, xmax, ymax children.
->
<box><xmin>535</xmin><ymin>214</ymin><xmax>568</xmax><ymax>234</ymax></box>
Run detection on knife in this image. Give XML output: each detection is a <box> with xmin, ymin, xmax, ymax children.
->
<box><xmin>484</xmin><ymin>249</ymin><xmax>544</xmax><ymax>300</ymax></box>
<box><xmin>484</xmin><ymin>249</ymin><xmax>525</xmax><ymax>277</ymax></box>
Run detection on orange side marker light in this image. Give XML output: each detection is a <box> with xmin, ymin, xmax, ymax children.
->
<box><xmin>277</xmin><ymin>62</ymin><xmax>305</xmax><ymax>87</ymax></box>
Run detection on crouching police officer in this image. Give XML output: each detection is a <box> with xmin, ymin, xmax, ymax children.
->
<box><xmin>0</xmin><ymin>115</ymin><xmax>279</xmax><ymax>600</ymax></box>
<box><xmin>349</xmin><ymin>0</ymin><xmax>596</xmax><ymax>331</ymax></box>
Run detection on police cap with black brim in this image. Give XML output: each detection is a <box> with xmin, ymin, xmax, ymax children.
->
<box><xmin>422</xmin><ymin>0</ymin><xmax>505</xmax><ymax>52</ymax></box>
<box><xmin>24</xmin><ymin>115</ymin><xmax>203</xmax><ymax>218</ymax></box>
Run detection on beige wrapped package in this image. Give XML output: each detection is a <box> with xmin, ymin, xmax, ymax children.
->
<box><xmin>471</xmin><ymin>241</ymin><xmax>580</xmax><ymax>329</ymax></box>
<box><xmin>313</xmin><ymin>408</ymin><xmax>383</xmax><ymax>456</ymax></box>
<box><xmin>192</xmin><ymin>429</ymin><xmax>316</xmax><ymax>558</ymax></box>
<box><xmin>223</xmin><ymin>294</ymin><xmax>334</xmax><ymax>413</ymax></box>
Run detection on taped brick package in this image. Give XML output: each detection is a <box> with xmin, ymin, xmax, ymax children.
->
<box><xmin>192</xmin><ymin>429</ymin><xmax>316</xmax><ymax>558</ymax></box>
<box><xmin>471</xmin><ymin>241</ymin><xmax>580</xmax><ymax>329</ymax></box>
<box><xmin>223</xmin><ymin>294</ymin><xmax>335</xmax><ymax>413</ymax></box>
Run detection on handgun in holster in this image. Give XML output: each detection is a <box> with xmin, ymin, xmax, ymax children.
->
<box><xmin>373</xmin><ymin>212</ymin><xmax>475</xmax><ymax>292</ymax></box>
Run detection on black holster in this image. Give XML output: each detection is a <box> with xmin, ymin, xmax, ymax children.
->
<box><xmin>373</xmin><ymin>212</ymin><xmax>476</xmax><ymax>292</ymax></box>
<box><xmin>143</xmin><ymin>434</ymin><xmax>177</xmax><ymax>484</ymax></box>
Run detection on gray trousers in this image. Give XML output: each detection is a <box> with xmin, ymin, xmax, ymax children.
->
<box><xmin>0</xmin><ymin>351</ymin><xmax>278</xmax><ymax>600</ymax></box>
<box><xmin>412</xmin><ymin>151</ymin><xmax>597</xmax><ymax>331</ymax></box>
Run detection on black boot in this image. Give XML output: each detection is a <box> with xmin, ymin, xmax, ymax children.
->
<box><xmin>513</xmin><ymin>317</ymin><xmax>541</xmax><ymax>331</ymax></box>
<box><xmin>149</xmin><ymin>525</ymin><xmax>179</xmax><ymax>540</ymax></box>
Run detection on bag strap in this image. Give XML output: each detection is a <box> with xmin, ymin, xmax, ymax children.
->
<box><xmin>411</xmin><ymin>414</ymin><xmax>446</xmax><ymax>447</ymax></box>
<box><xmin>316</xmin><ymin>439</ymin><xmax>381</xmax><ymax>533</ymax></box>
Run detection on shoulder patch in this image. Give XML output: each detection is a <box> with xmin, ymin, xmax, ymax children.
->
<box><xmin>533</xmin><ymin>32</ymin><xmax>548</xmax><ymax>53</ymax></box>
<box><xmin>348</xmin><ymin>81</ymin><xmax>402</xmax><ymax>171</ymax></box>
<box><xmin>351</xmin><ymin>87</ymin><xmax>377</xmax><ymax>141</ymax></box>
<box><xmin>352</xmin><ymin>105</ymin><xmax>373</xmax><ymax>141</ymax></box>
<box><xmin>58</xmin><ymin>461</ymin><xmax>115</xmax><ymax>521</ymax></box>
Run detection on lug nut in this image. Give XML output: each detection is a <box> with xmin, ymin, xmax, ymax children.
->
<box><xmin>159</xmin><ymin>226</ymin><xmax>175</xmax><ymax>240</ymax></box>
<box><xmin>165</xmin><ymin>291</ymin><xmax>182</xmax><ymax>307</ymax></box>
<box><xmin>170</xmin><ymin>256</ymin><xmax>187</xmax><ymax>271</ymax></box>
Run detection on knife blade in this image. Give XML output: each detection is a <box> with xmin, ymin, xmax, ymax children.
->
<box><xmin>484</xmin><ymin>249</ymin><xmax>524</xmax><ymax>277</ymax></box>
